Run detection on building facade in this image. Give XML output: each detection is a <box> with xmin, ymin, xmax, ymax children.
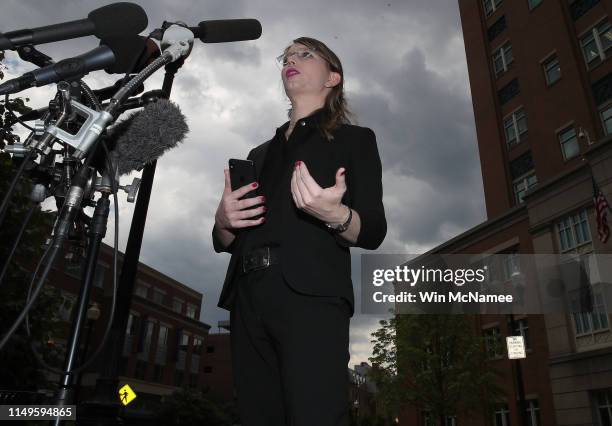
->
<box><xmin>397</xmin><ymin>1</ymin><xmax>612</xmax><ymax>425</ymax></box>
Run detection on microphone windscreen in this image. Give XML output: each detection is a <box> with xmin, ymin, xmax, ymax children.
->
<box><xmin>100</xmin><ymin>35</ymin><xmax>148</xmax><ymax>74</ymax></box>
<box><xmin>197</xmin><ymin>19</ymin><xmax>262</xmax><ymax>43</ymax></box>
<box><xmin>108</xmin><ymin>99</ymin><xmax>189</xmax><ymax>175</ymax></box>
<box><xmin>89</xmin><ymin>2</ymin><xmax>148</xmax><ymax>39</ymax></box>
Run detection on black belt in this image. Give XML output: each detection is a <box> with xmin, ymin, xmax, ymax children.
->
<box><xmin>240</xmin><ymin>246</ymin><xmax>280</xmax><ymax>274</ymax></box>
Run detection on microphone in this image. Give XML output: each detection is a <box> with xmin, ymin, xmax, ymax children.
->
<box><xmin>190</xmin><ymin>19</ymin><xmax>262</xmax><ymax>43</ymax></box>
<box><xmin>106</xmin><ymin>98</ymin><xmax>189</xmax><ymax>175</ymax></box>
<box><xmin>0</xmin><ymin>2</ymin><xmax>148</xmax><ymax>50</ymax></box>
<box><xmin>0</xmin><ymin>36</ymin><xmax>148</xmax><ymax>96</ymax></box>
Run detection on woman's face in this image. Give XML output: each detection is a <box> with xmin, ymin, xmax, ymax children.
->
<box><xmin>280</xmin><ymin>43</ymin><xmax>341</xmax><ymax>101</ymax></box>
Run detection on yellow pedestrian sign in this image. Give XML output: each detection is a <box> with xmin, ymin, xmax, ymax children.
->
<box><xmin>118</xmin><ymin>384</ymin><xmax>137</xmax><ymax>406</ymax></box>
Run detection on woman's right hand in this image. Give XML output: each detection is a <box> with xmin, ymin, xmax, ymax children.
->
<box><xmin>215</xmin><ymin>168</ymin><xmax>266</xmax><ymax>232</ymax></box>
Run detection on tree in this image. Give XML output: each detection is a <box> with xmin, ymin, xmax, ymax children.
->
<box><xmin>0</xmin><ymin>49</ymin><xmax>63</xmax><ymax>393</ymax></box>
<box><xmin>369</xmin><ymin>313</ymin><xmax>504</xmax><ymax>426</ymax></box>
<box><xmin>156</xmin><ymin>388</ymin><xmax>233</xmax><ymax>426</ymax></box>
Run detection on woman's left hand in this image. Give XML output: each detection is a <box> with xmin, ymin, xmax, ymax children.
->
<box><xmin>291</xmin><ymin>160</ymin><xmax>348</xmax><ymax>223</ymax></box>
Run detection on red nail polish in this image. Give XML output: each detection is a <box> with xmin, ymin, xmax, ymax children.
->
<box><xmin>252</xmin><ymin>182</ymin><xmax>258</xmax><ymax>188</ymax></box>
<box><xmin>261</xmin><ymin>196</ymin><xmax>266</xmax><ymax>202</ymax></box>
<box><xmin>340</xmin><ymin>170</ymin><xmax>345</xmax><ymax>176</ymax></box>
<box><xmin>261</xmin><ymin>217</ymin><xmax>266</xmax><ymax>222</ymax></box>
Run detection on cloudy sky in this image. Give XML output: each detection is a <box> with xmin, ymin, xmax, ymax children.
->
<box><xmin>1</xmin><ymin>0</ymin><xmax>486</xmax><ymax>368</ymax></box>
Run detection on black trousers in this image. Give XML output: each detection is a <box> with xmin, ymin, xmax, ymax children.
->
<box><xmin>230</xmin><ymin>262</ymin><xmax>351</xmax><ymax>426</ymax></box>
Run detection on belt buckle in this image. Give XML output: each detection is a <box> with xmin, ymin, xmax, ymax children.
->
<box><xmin>262</xmin><ymin>246</ymin><xmax>271</xmax><ymax>268</ymax></box>
<box><xmin>242</xmin><ymin>246</ymin><xmax>271</xmax><ymax>273</ymax></box>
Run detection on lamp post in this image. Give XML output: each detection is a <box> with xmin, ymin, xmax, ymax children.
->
<box><xmin>509</xmin><ymin>270</ymin><xmax>528</xmax><ymax>426</ymax></box>
<box><xmin>75</xmin><ymin>303</ymin><xmax>101</xmax><ymax>404</ymax></box>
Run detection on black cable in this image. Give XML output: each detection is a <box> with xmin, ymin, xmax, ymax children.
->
<box><xmin>0</xmin><ymin>240</ymin><xmax>59</xmax><ymax>352</ymax></box>
<box><xmin>0</xmin><ymin>201</ymin><xmax>37</xmax><ymax>287</ymax></box>
<box><xmin>0</xmin><ymin>148</ymin><xmax>35</xmax><ymax>227</ymax></box>
<box><xmin>20</xmin><ymin>89</ymin><xmax>119</xmax><ymax>375</ymax></box>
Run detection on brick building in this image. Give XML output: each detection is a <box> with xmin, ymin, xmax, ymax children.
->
<box><xmin>397</xmin><ymin>0</ymin><xmax>612</xmax><ymax>425</ymax></box>
<box><xmin>46</xmin><ymin>242</ymin><xmax>212</xmax><ymax>413</ymax></box>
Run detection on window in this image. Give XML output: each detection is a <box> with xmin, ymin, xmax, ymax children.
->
<box><xmin>135</xmin><ymin>283</ymin><xmax>149</xmax><ymax>298</ymax></box>
<box><xmin>58</xmin><ymin>292</ymin><xmax>76</xmax><ymax>322</ymax></box>
<box><xmin>493</xmin><ymin>41</ymin><xmax>513</xmax><ymax>76</ymax></box>
<box><xmin>123</xmin><ymin>314</ymin><xmax>138</xmax><ymax>356</ymax></box>
<box><xmin>504</xmin><ymin>107</ymin><xmax>527</xmax><ymax>147</ymax></box>
<box><xmin>64</xmin><ymin>261</ymin><xmax>105</xmax><ymax>287</ymax></box>
<box><xmin>424</xmin><ymin>412</ymin><xmax>456</xmax><ymax>426</ymax></box>
<box><xmin>526</xmin><ymin>399</ymin><xmax>540</xmax><ymax>426</ymax></box>
<box><xmin>186</xmin><ymin>303</ymin><xmax>197</xmax><ymax>319</ymax></box>
<box><xmin>513</xmin><ymin>171</ymin><xmax>538</xmax><ymax>204</ymax></box>
<box><xmin>543</xmin><ymin>55</ymin><xmax>561</xmax><ymax>85</ymax></box>
<box><xmin>484</xmin><ymin>326</ymin><xmax>504</xmax><ymax>358</ymax></box>
<box><xmin>493</xmin><ymin>403</ymin><xmax>511</xmax><ymax>426</ymax></box>
<box><xmin>572</xmin><ymin>290</ymin><xmax>609</xmax><ymax>335</ymax></box>
<box><xmin>153</xmin><ymin>288</ymin><xmax>166</xmax><ymax>305</ymax></box>
<box><xmin>513</xmin><ymin>318</ymin><xmax>532</xmax><ymax>351</ymax></box>
<box><xmin>156</xmin><ymin>325</ymin><xmax>169</xmax><ymax>365</ymax></box>
<box><xmin>488</xmin><ymin>15</ymin><xmax>507</xmax><ymax>41</ymax></box>
<box><xmin>498</xmin><ymin>78</ymin><xmax>520</xmax><ymax>105</ymax></box>
<box><xmin>581</xmin><ymin>20</ymin><xmax>612</xmax><ymax>68</ymax></box>
<box><xmin>556</xmin><ymin>209</ymin><xmax>592</xmax><ymax>252</ymax></box>
<box><xmin>600</xmin><ymin>103</ymin><xmax>612</xmax><ymax>134</ymax></box>
<box><xmin>193</xmin><ymin>337</ymin><xmax>204</xmax><ymax>355</ymax></box>
<box><xmin>138</xmin><ymin>321</ymin><xmax>154</xmax><ymax>360</ymax></box>
<box><xmin>172</xmin><ymin>297</ymin><xmax>184</xmax><ymax>314</ymax></box>
<box><xmin>571</xmin><ymin>0</ymin><xmax>601</xmax><ymax>21</ymax></box>
<box><xmin>558</xmin><ymin>126</ymin><xmax>580</xmax><ymax>160</ymax></box>
<box><xmin>528</xmin><ymin>0</ymin><xmax>542</xmax><ymax>10</ymax></box>
<box><xmin>483</xmin><ymin>0</ymin><xmax>502</xmax><ymax>17</ymax></box>
<box><xmin>596</xmin><ymin>389</ymin><xmax>612</xmax><ymax>426</ymax></box>
<box><xmin>204</xmin><ymin>366</ymin><xmax>213</xmax><ymax>373</ymax></box>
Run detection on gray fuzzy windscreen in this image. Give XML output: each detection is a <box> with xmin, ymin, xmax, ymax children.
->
<box><xmin>107</xmin><ymin>98</ymin><xmax>189</xmax><ymax>175</ymax></box>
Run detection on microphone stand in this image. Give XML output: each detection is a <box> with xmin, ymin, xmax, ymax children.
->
<box><xmin>81</xmin><ymin>57</ymin><xmax>184</xmax><ymax>426</ymax></box>
<box><xmin>51</xmin><ymin>190</ymin><xmax>111</xmax><ymax>426</ymax></box>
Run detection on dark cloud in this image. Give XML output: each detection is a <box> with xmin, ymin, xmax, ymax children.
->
<box><xmin>1</xmin><ymin>0</ymin><xmax>486</xmax><ymax>365</ymax></box>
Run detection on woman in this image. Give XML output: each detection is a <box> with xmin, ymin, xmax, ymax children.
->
<box><xmin>212</xmin><ymin>37</ymin><xmax>386</xmax><ymax>426</ymax></box>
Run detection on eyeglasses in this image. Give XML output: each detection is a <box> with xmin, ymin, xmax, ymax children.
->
<box><xmin>275</xmin><ymin>49</ymin><xmax>317</xmax><ymax>68</ymax></box>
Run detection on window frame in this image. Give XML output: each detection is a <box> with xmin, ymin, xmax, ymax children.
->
<box><xmin>484</xmin><ymin>0</ymin><xmax>503</xmax><ymax>17</ymax></box>
<box><xmin>556</xmin><ymin>208</ymin><xmax>592</xmax><ymax>253</ymax></box>
<box><xmin>528</xmin><ymin>0</ymin><xmax>543</xmax><ymax>11</ymax></box>
<box><xmin>557</xmin><ymin>125</ymin><xmax>580</xmax><ymax>161</ymax></box>
<box><xmin>493</xmin><ymin>40</ymin><xmax>513</xmax><ymax>76</ymax></box>
<box><xmin>542</xmin><ymin>55</ymin><xmax>561</xmax><ymax>86</ymax></box>
<box><xmin>580</xmin><ymin>19</ymin><xmax>612</xmax><ymax>69</ymax></box>
<box><xmin>503</xmin><ymin>106</ymin><xmax>528</xmax><ymax>148</ymax></box>
<box><xmin>512</xmin><ymin>170</ymin><xmax>538</xmax><ymax>204</ymax></box>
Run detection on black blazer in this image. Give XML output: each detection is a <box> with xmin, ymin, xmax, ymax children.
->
<box><xmin>212</xmin><ymin>121</ymin><xmax>386</xmax><ymax>317</ymax></box>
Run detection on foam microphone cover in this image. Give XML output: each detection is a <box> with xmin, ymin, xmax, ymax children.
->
<box><xmin>107</xmin><ymin>98</ymin><xmax>189</xmax><ymax>175</ymax></box>
<box><xmin>89</xmin><ymin>2</ymin><xmax>148</xmax><ymax>39</ymax></box>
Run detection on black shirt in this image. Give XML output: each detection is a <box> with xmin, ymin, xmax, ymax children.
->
<box><xmin>240</xmin><ymin>109</ymin><xmax>325</xmax><ymax>254</ymax></box>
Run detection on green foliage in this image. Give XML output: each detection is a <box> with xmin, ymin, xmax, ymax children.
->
<box><xmin>0</xmin><ymin>50</ymin><xmax>63</xmax><ymax>391</ymax></box>
<box><xmin>369</xmin><ymin>313</ymin><xmax>505</xmax><ymax>424</ymax></box>
<box><xmin>156</xmin><ymin>388</ymin><xmax>235</xmax><ymax>426</ymax></box>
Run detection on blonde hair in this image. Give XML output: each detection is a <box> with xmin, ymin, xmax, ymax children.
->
<box><xmin>283</xmin><ymin>36</ymin><xmax>356</xmax><ymax>141</ymax></box>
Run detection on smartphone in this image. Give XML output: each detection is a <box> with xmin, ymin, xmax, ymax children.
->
<box><xmin>229</xmin><ymin>158</ymin><xmax>259</xmax><ymax>200</ymax></box>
